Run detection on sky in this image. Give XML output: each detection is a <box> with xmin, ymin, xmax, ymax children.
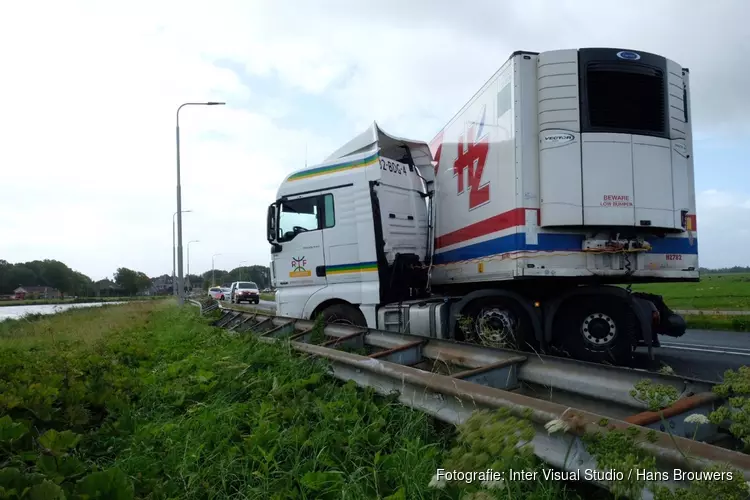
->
<box><xmin>0</xmin><ymin>0</ymin><xmax>748</xmax><ymax>281</ymax></box>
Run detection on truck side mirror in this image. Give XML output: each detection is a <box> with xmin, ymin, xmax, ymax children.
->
<box><xmin>267</xmin><ymin>203</ymin><xmax>276</xmax><ymax>243</ymax></box>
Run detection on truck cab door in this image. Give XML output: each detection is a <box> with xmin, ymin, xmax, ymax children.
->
<box><xmin>272</xmin><ymin>194</ymin><xmax>328</xmax><ymax>317</ymax></box>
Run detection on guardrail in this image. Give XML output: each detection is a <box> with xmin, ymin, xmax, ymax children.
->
<box><xmin>187</xmin><ymin>298</ymin><xmax>219</xmax><ymax>315</ymax></box>
<box><xmin>210</xmin><ymin>305</ymin><xmax>750</xmax><ymax>498</ymax></box>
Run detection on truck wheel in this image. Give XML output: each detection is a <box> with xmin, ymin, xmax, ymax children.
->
<box><xmin>458</xmin><ymin>297</ymin><xmax>533</xmax><ymax>350</ymax></box>
<box><xmin>552</xmin><ymin>296</ymin><xmax>636</xmax><ymax>366</ymax></box>
<box><xmin>318</xmin><ymin>304</ymin><xmax>367</xmax><ymax>327</ymax></box>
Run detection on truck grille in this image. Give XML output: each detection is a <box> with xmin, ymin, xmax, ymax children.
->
<box><xmin>583</xmin><ymin>62</ymin><xmax>666</xmax><ymax>136</ymax></box>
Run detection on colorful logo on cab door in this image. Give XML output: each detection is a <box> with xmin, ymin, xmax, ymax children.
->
<box><xmin>289</xmin><ymin>256</ymin><xmax>311</xmax><ymax>278</ymax></box>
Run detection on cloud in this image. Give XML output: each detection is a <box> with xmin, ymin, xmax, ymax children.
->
<box><xmin>0</xmin><ymin>0</ymin><xmax>748</xmax><ymax>280</ymax></box>
<box><xmin>695</xmin><ymin>190</ymin><xmax>750</xmax><ymax>267</ymax></box>
<box><xmin>174</xmin><ymin>0</ymin><xmax>750</xmax><ymax>139</ymax></box>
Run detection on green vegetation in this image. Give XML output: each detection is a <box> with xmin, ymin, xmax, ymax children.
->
<box><xmin>0</xmin><ymin>259</ymin><xmax>161</xmax><ymax>298</ymax></box>
<box><xmin>0</xmin><ymin>297</ymin><xmax>163</xmax><ymax>308</ymax></box>
<box><xmin>709</xmin><ymin>366</ymin><xmax>750</xmax><ymax>451</ymax></box>
<box><xmin>2</xmin><ymin>301</ymin><xmax>746</xmax><ymax>499</ymax></box>
<box><xmin>629</xmin><ymin>379</ymin><xmax>679</xmax><ymax>412</ymax></box>
<box><xmin>631</xmin><ymin>273</ymin><xmax>750</xmax><ymax>331</ymax></box>
<box><xmin>0</xmin><ymin>302</ymin><xmax>453</xmax><ymax>498</ymax></box>
<box><xmin>631</xmin><ymin>273</ymin><xmax>750</xmax><ymax>310</ymax></box>
<box><xmin>0</xmin><ymin>259</ymin><xmax>92</xmax><ymax>297</ymax></box>
<box><xmin>684</xmin><ymin>313</ymin><xmax>749</xmax><ymax>332</ymax></box>
<box><xmin>260</xmin><ymin>292</ymin><xmax>275</xmax><ymax>301</ymax></box>
<box><xmin>581</xmin><ymin>424</ymin><xmax>749</xmax><ymax>500</ymax></box>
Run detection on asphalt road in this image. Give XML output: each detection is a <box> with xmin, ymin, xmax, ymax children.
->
<box><xmin>223</xmin><ymin>299</ymin><xmax>748</xmax><ymax>382</ymax></box>
<box><xmin>636</xmin><ymin>329</ymin><xmax>750</xmax><ymax>382</ymax></box>
<box><xmin>220</xmin><ymin>299</ymin><xmax>275</xmax><ymax>310</ymax></box>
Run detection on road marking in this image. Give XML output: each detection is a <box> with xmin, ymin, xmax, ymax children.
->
<box><xmin>660</xmin><ymin>340</ymin><xmax>750</xmax><ymax>352</ymax></box>
<box><xmin>659</xmin><ymin>343</ymin><xmax>750</xmax><ymax>357</ymax></box>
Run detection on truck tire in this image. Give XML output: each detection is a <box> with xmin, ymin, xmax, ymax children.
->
<box><xmin>318</xmin><ymin>304</ymin><xmax>367</xmax><ymax>327</ymax></box>
<box><xmin>458</xmin><ymin>297</ymin><xmax>533</xmax><ymax>351</ymax></box>
<box><xmin>551</xmin><ymin>296</ymin><xmax>636</xmax><ymax>366</ymax></box>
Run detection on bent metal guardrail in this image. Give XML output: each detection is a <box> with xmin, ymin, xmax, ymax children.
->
<box><xmin>198</xmin><ymin>303</ymin><xmax>750</xmax><ymax>498</ymax></box>
<box><xmin>187</xmin><ymin>298</ymin><xmax>218</xmax><ymax>315</ymax></box>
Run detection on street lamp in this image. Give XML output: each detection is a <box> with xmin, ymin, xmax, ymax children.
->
<box><xmin>187</xmin><ymin>240</ymin><xmax>200</xmax><ymax>290</ymax></box>
<box><xmin>172</xmin><ymin>210</ymin><xmax>192</xmax><ymax>296</ymax></box>
<box><xmin>239</xmin><ymin>260</ymin><xmax>248</xmax><ymax>280</ymax></box>
<box><xmin>176</xmin><ymin>101</ymin><xmax>225</xmax><ymax>305</ymax></box>
<box><xmin>212</xmin><ymin>253</ymin><xmax>222</xmax><ymax>287</ymax></box>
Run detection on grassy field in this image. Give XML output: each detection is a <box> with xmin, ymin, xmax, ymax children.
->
<box><xmin>2</xmin><ymin>302</ymin><xmax>747</xmax><ymax>498</ymax></box>
<box><xmin>631</xmin><ymin>273</ymin><xmax>750</xmax><ymax>310</ymax></box>
<box><xmin>0</xmin><ymin>296</ymin><xmax>164</xmax><ymax>307</ymax></box>
<box><xmin>631</xmin><ymin>273</ymin><xmax>750</xmax><ymax>331</ymax></box>
<box><xmin>0</xmin><ymin>301</ymin><xmax>616</xmax><ymax>499</ymax></box>
<box><xmin>260</xmin><ymin>292</ymin><xmax>275</xmax><ymax>301</ymax></box>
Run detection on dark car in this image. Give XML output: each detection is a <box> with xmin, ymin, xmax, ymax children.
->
<box><xmin>232</xmin><ymin>281</ymin><xmax>260</xmax><ymax>304</ymax></box>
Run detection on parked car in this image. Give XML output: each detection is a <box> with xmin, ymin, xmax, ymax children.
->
<box><xmin>231</xmin><ymin>281</ymin><xmax>260</xmax><ymax>304</ymax></box>
<box><xmin>208</xmin><ymin>287</ymin><xmax>224</xmax><ymax>300</ymax></box>
<box><xmin>220</xmin><ymin>287</ymin><xmax>232</xmax><ymax>300</ymax></box>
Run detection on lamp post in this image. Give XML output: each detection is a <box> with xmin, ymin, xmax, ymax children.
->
<box><xmin>176</xmin><ymin>101</ymin><xmax>225</xmax><ymax>305</ymax></box>
<box><xmin>239</xmin><ymin>260</ymin><xmax>248</xmax><ymax>281</ymax></box>
<box><xmin>187</xmin><ymin>240</ymin><xmax>200</xmax><ymax>291</ymax></box>
<box><xmin>172</xmin><ymin>210</ymin><xmax>192</xmax><ymax>296</ymax></box>
<box><xmin>212</xmin><ymin>253</ymin><xmax>222</xmax><ymax>287</ymax></box>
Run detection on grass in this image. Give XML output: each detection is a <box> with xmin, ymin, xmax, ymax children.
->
<box><xmin>631</xmin><ymin>273</ymin><xmax>750</xmax><ymax>310</ymax></box>
<box><xmin>260</xmin><ymin>292</ymin><xmax>275</xmax><ymax>301</ymax></box>
<box><xmin>0</xmin><ymin>301</ymin><xmax>615</xmax><ymax>499</ymax></box>
<box><xmin>0</xmin><ymin>296</ymin><xmax>164</xmax><ymax>307</ymax></box>
<box><xmin>2</xmin><ymin>302</ymin><xmax>747</xmax><ymax>498</ymax></box>
<box><xmin>684</xmin><ymin>314</ymin><xmax>749</xmax><ymax>332</ymax></box>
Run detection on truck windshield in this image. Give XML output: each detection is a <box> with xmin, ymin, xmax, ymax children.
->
<box><xmin>238</xmin><ymin>282</ymin><xmax>257</xmax><ymax>289</ymax></box>
<box><xmin>279</xmin><ymin>198</ymin><xmax>319</xmax><ymax>240</ymax></box>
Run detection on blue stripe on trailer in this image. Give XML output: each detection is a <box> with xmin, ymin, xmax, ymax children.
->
<box><xmin>433</xmin><ymin>232</ymin><xmax>698</xmax><ymax>265</ymax></box>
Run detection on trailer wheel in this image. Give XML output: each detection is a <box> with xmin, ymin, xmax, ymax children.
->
<box><xmin>459</xmin><ymin>297</ymin><xmax>533</xmax><ymax>350</ymax></box>
<box><xmin>318</xmin><ymin>304</ymin><xmax>367</xmax><ymax>327</ymax></box>
<box><xmin>552</xmin><ymin>296</ymin><xmax>637</xmax><ymax>366</ymax></box>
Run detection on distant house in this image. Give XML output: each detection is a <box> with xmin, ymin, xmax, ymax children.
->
<box><xmin>94</xmin><ymin>279</ymin><xmax>126</xmax><ymax>297</ymax></box>
<box><xmin>150</xmin><ymin>275</ymin><xmax>173</xmax><ymax>295</ymax></box>
<box><xmin>13</xmin><ymin>286</ymin><xmax>62</xmax><ymax>300</ymax></box>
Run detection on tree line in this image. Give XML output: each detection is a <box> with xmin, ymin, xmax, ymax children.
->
<box><xmin>1</xmin><ymin>260</ymin><xmax>158</xmax><ymax>297</ymax></box>
<box><xmin>699</xmin><ymin>266</ymin><xmax>750</xmax><ymax>274</ymax></box>
<box><xmin>0</xmin><ymin>259</ymin><xmax>273</xmax><ymax>297</ymax></box>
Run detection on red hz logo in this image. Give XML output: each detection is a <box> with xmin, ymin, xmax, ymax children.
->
<box><xmin>453</xmin><ymin>121</ymin><xmax>490</xmax><ymax>210</ymax></box>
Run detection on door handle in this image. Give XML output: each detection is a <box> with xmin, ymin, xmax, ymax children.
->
<box><xmin>316</xmin><ymin>266</ymin><xmax>326</xmax><ymax>277</ymax></box>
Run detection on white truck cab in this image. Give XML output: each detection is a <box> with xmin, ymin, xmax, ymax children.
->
<box><xmin>267</xmin><ymin>126</ymin><xmax>434</xmax><ymax>327</ymax></box>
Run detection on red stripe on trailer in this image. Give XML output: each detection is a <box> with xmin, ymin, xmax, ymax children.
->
<box><xmin>435</xmin><ymin>208</ymin><xmax>539</xmax><ymax>249</ymax></box>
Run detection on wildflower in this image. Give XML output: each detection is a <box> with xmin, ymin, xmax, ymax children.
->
<box><xmin>658</xmin><ymin>365</ymin><xmax>675</xmax><ymax>375</ymax></box>
<box><xmin>481</xmin><ymin>479</ymin><xmax>505</xmax><ymax>489</ymax></box>
<box><xmin>463</xmin><ymin>493</ymin><xmax>494</xmax><ymax>500</ymax></box>
<box><xmin>428</xmin><ymin>473</ymin><xmax>447</xmax><ymax>489</ymax></box>
<box><xmin>545</xmin><ymin>418</ymin><xmax>571</xmax><ymax>435</ymax></box>
<box><xmin>684</xmin><ymin>413</ymin><xmax>710</xmax><ymax>425</ymax></box>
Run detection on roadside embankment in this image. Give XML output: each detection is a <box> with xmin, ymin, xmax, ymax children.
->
<box><xmin>0</xmin><ymin>295</ymin><xmax>164</xmax><ymax>307</ymax></box>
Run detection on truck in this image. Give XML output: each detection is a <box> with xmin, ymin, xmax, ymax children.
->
<box><xmin>265</xmin><ymin>47</ymin><xmax>697</xmax><ymax>366</ymax></box>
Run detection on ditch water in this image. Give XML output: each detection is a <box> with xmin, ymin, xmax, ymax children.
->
<box><xmin>0</xmin><ymin>302</ymin><xmax>126</xmax><ymax>322</ymax></box>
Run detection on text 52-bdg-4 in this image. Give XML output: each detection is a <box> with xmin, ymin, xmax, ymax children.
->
<box><xmin>379</xmin><ymin>158</ymin><xmax>408</xmax><ymax>176</ymax></box>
